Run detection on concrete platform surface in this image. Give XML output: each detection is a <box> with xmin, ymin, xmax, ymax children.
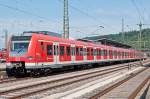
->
<box><xmin>100</xmin><ymin>68</ymin><xmax>150</xmax><ymax>99</ymax></box>
<box><xmin>0</xmin><ymin>63</ymin><xmax>6</xmax><ymax>71</ymax></box>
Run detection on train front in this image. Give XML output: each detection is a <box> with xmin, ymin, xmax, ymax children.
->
<box><xmin>6</xmin><ymin>35</ymin><xmax>34</xmax><ymax>76</ymax></box>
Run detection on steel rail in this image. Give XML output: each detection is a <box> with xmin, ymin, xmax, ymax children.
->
<box><xmin>0</xmin><ymin>65</ymin><xmax>130</xmax><ymax>98</ymax></box>
<box><xmin>89</xmin><ymin>67</ymin><xmax>149</xmax><ymax>99</ymax></box>
<box><xmin>128</xmin><ymin>75</ymin><xmax>150</xmax><ymax>99</ymax></box>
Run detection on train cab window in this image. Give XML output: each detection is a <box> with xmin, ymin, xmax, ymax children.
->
<box><xmin>60</xmin><ymin>46</ymin><xmax>64</xmax><ymax>55</ymax></box>
<box><xmin>76</xmin><ymin>47</ymin><xmax>79</xmax><ymax>56</ymax></box>
<box><xmin>47</xmin><ymin>45</ymin><xmax>53</xmax><ymax>55</ymax></box>
<box><xmin>67</xmin><ymin>46</ymin><xmax>70</xmax><ymax>56</ymax></box>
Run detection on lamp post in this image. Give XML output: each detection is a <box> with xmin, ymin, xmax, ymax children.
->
<box><xmin>91</xmin><ymin>26</ymin><xmax>104</xmax><ymax>35</ymax></box>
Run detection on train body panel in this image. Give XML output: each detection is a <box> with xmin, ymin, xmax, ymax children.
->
<box><xmin>6</xmin><ymin>32</ymin><xmax>146</xmax><ymax>76</ymax></box>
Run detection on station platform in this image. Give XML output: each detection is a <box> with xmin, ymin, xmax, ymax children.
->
<box><xmin>0</xmin><ymin>63</ymin><xmax>6</xmax><ymax>71</ymax></box>
<box><xmin>99</xmin><ymin>68</ymin><xmax>150</xmax><ymax>99</ymax></box>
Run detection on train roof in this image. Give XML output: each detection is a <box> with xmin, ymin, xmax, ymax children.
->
<box><xmin>80</xmin><ymin>37</ymin><xmax>132</xmax><ymax>49</ymax></box>
<box><xmin>31</xmin><ymin>33</ymin><xmax>134</xmax><ymax>51</ymax></box>
<box><xmin>11</xmin><ymin>32</ymin><xmax>137</xmax><ymax>52</ymax></box>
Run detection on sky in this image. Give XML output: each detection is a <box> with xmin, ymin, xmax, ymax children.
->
<box><xmin>0</xmin><ymin>0</ymin><xmax>150</xmax><ymax>48</ymax></box>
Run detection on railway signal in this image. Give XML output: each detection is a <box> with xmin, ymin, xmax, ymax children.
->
<box><xmin>136</xmin><ymin>22</ymin><xmax>150</xmax><ymax>50</ymax></box>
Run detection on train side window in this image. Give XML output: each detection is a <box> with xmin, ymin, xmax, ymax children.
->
<box><xmin>71</xmin><ymin>47</ymin><xmax>74</xmax><ymax>56</ymax></box>
<box><xmin>83</xmin><ymin>48</ymin><xmax>86</xmax><ymax>56</ymax></box>
<box><xmin>115</xmin><ymin>51</ymin><xmax>117</xmax><ymax>56</ymax></box>
<box><xmin>80</xmin><ymin>48</ymin><xmax>83</xmax><ymax>56</ymax></box>
<box><xmin>47</xmin><ymin>45</ymin><xmax>52</xmax><ymax>55</ymax></box>
<box><xmin>87</xmin><ymin>48</ymin><xmax>90</xmax><ymax>56</ymax></box>
<box><xmin>67</xmin><ymin>46</ymin><xmax>70</xmax><ymax>56</ymax></box>
<box><xmin>94</xmin><ymin>49</ymin><xmax>96</xmax><ymax>56</ymax></box>
<box><xmin>104</xmin><ymin>50</ymin><xmax>107</xmax><ymax>56</ymax></box>
<box><xmin>99</xmin><ymin>49</ymin><xmax>101</xmax><ymax>56</ymax></box>
<box><xmin>107</xmin><ymin>50</ymin><xmax>109</xmax><ymax>56</ymax></box>
<box><xmin>112</xmin><ymin>51</ymin><xmax>114</xmax><ymax>56</ymax></box>
<box><xmin>73</xmin><ymin>47</ymin><xmax>75</xmax><ymax>56</ymax></box>
<box><xmin>97</xmin><ymin>49</ymin><xmax>99</xmax><ymax>56</ymax></box>
<box><xmin>101</xmin><ymin>49</ymin><xmax>103</xmax><ymax>56</ymax></box>
<box><xmin>105</xmin><ymin>50</ymin><xmax>107</xmax><ymax>55</ymax></box>
<box><xmin>91</xmin><ymin>49</ymin><xmax>93</xmax><ymax>56</ymax></box>
<box><xmin>60</xmin><ymin>46</ymin><xmax>64</xmax><ymax>56</ymax></box>
<box><xmin>54</xmin><ymin>45</ymin><xmax>56</xmax><ymax>55</ymax></box>
<box><xmin>76</xmin><ymin>47</ymin><xmax>79</xmax><ymax>56</ymax></box>
<box><xmin>122</xmin><ymin>52</ymin><xmax>124</xmax><ymax>57</ymax></box>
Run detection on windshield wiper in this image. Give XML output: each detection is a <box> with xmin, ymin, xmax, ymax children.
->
<box><xmin>17</xmin><ymin>48</ymin><xmax>24</xmax><ymax>53</ymax></box>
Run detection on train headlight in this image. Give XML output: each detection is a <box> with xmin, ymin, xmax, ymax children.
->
<box><xmin>27</xmin><ymin>56</ymin><xmax>33</xmax><ymax>60</ymax></box>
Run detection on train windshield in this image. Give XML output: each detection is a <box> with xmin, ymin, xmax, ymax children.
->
<box><xmin>10</xmin><ymin>36</ymin><xmax>31</xmax><ymax>56</ymax></box>
<box><xmin>11</xmin><ymin>42</ymin><xmax>29</xmax><ymax>52</ymax></box>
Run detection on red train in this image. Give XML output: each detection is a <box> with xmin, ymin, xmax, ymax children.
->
<box><xmin>0</xmin><ymin>49</ymin><xmax>7</xmax><ymax>62</ymax></box>
<box><xmin>6</xmin><ymin>31</ymin><xmax>146</xmax><ymax>76</ymax></box>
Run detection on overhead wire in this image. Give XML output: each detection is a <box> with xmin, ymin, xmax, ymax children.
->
<box><xmin>130</xmin><ymin>0</ymin><xmax>145</xmax><ymax>23</ymax></box>
<box><xmin>138</xmin><ymin>0</ymin><xmax>150</xmax><ymax>21</ymax></box>
<box><xmin>57</xmin><ymin>0</ymin><xmax>119</xmax><ymax>32</ymax></box>
<box><xmin>0</xmin><ymin>2</ymin><xmax>61</xmax><ymax>25</ymax></box>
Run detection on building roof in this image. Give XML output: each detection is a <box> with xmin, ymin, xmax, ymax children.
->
<box><xmin>79</xmin><ymin>37</ymin><xmax>132</xmax><ymax>49</ymax></box>
<box><xmin>23</xmin><ymin>31</ymin><xmax>62</xmax><ymax>38</ymax></box>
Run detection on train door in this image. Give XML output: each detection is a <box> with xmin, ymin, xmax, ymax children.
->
<box><xmin>46</xmin><ymin>42</ymin><xmax>53</xmax><ymax>63</ymax></box>
<box><xmin>59</xmin><ymin>44</ymin><xmax>65</xmax><ymax>62</ymax></box>
<box><xmin>71</xmin><ymin>44</ymin><xmax>75</xmax><ymax>63</ymax></box>
<box><xmin>36</xmin><ymin>41</ymin><xmax>45</xmax><ymax>66</ymax></box>
<box><xmin>101</xmin><ymin>48</ymin><xmax>104</xmax><ymax>60</ymax></box>
<box><xmin>53</xmin><ymin>42</ymin><xmax>59</xmax><ymax>64</ymax></box>
<box><xmin>94</xmin><ymin>48</ymin><xmax>96</xmax><ymax>61</ymax></box>
<box><xmin>109</xmin><ymin>50</ymin><xmax>113</xmax><ymax>59</ymax></box>
<box><xmin>66</xmin><ymin>45</ymin><xmax>71</xmax><ymax>62</ymax></box>
<box><xmin>104</xmin><ymin>49</ymin><xmax>107</xmax><ymax>60</ymax></box>
<box><xmin>83</xmin><ymin>46</ymin><xmax>87</xmax><ymax>62</ymax></box>
<box><xmin>96</xmin><ymin>48</ymin><xmax>101</xmax><ymax>60</ymax></box>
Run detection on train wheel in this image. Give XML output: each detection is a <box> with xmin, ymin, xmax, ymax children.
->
<box><xmin>30</xmin><ymin>69</ymin><xmax>40</xmax><ymax>77</ymax></box>
<box><xmin>6</xmin><ymin>68</ymin><xmax>14</xmax><ymax>77</ymax></box>
<box><xmin>44</xmin><ymin>68</ymin><xmax>52</xmax><ymax>76</ymax></box>
<box><xmin>14</xmin><ymin>67</ymin><xmax>27</xmax><ymax>77</ymax></box>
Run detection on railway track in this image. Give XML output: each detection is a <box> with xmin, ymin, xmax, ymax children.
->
<box><xmin>0</xmin><ymin>61</ymin><xmax>143</xmax><ymax>84</ymax></box>
<box><xmin>0</xmin><ymin>77</ymin><xmax>16</xmax><ymax>84</ymax></box>
<box><xmin>89</xmin><ymin>67</ymin><xmax>150</xmax><ymax>99</ymax></box>
<box><xmin>0</xmin><ymin>77</ymin><xmax>32</xmax><ymax>85</ymax></box>
<box><xmin>0</xmin><ymin>63</ymin><xmax>137</xmax><ymax>99</ymax></box>
<box><xmin>128</xmin><ymin>75</ymin><xmax>150</xmax><ymax>99</ymax></box>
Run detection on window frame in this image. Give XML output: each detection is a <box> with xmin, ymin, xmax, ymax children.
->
<box><xmin>47</xmin><ymin>45</ymin><xmax>53</xmax><ymax>56</ymax></box>
<box><xmin>60</xmin><ymin>46</ymin><xmax>64</xmax><ymax>56</ymax></box>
